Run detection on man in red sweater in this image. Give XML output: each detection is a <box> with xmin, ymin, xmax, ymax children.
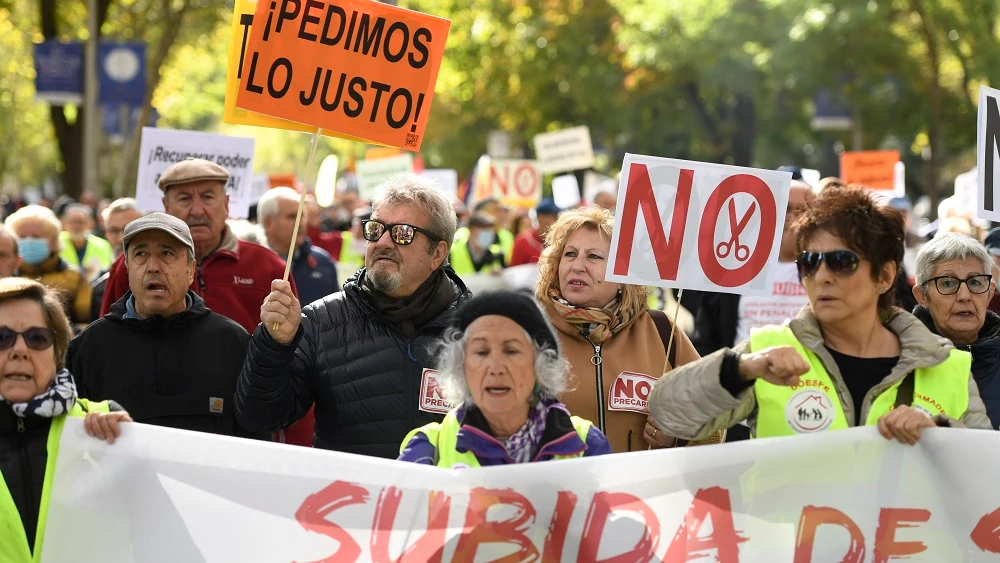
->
<box><xmin>510</xmin><ymin>198</ymin><xmax>561</xmax><ymax>266</ymax></box>
<box><xmin>99</xmin><ymin>159</ymin><xmax>315</xmax><ymax>447</ymax></box>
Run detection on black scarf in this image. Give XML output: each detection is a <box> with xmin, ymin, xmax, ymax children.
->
<box><xmin>364</xmin><ymin>268</ymin><xmax>456</xmax><ymax>337</ymax></box>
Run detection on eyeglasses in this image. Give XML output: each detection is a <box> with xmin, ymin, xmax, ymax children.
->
<box><xmin>0</xmin><ymin>327</ymin><xmax>56</xmax><ymax>351</ymax></box>
<box><xmin>925</xmin><ymin>274</ymin><xmax>993</xmax><ymax>295</ymax></box>
<box><xmin>361</xmin><ymin>220</ymin><xmax>442</xmax><ymax>246</ymax></box>
<box><xmin>796</xmin><ymin>250</ymin><xmax>862</xmax><ymax>279</ymax></box>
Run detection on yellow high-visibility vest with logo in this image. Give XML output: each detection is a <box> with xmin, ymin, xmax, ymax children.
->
<box><xmin>449</xmin><ymin>229</ymin><xmax>503</xmax><ymax>275</ymax></box>
<box><xmin>0</xmin><ymin>399</ymin><xmax>111</xmax><ymax>563</ymax></box>
<box><xmin>401</xmin><ymin>410</ymin><xmax>593</xmax><ymax>468</ymax></box>
<box><xmin>751</xmin><ymin>325</ymin><xmax>970</xmax><ymax>438</ymax></box>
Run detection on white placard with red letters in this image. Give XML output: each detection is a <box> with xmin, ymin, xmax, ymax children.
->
<box><xmin>606</xmin><ymin>153</ymin><xmax>792</xmax><ymax>296</ymax></box>
<box><xmin>418</xmin><ymin>368</ymin><xmax>455</xmax><ymax>414</ymax></box>
<box><xmin>488</xmin><ymin>159</ymin><xmax>542</xmax><ymax>208</ymax></box>
<box><xmin>44</xmin><ymin>419</ymin><xmax>1000</xmax><ymax>561</ymax></box>
<box><xmin>607</xmin><ymin>372</ymin><xmax>657</xmax><ymax>414</ymax></box>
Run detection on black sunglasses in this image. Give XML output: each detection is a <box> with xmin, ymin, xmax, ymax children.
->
<box><xmin>0</xmin><ymin>326</ymin><xmax>56</xmax><ymax>351</ymax></box>
<box><xmin>796</xmin><ymin>250</ymin><xmax>862</xmax><ymax>279</ymax></box>
<box><xmin>361</xmin><ymin>220</ymin><xmax>442</xmax><ymax>246</ymax></box>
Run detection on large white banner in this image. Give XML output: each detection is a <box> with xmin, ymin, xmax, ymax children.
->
<box><xmin>606</xmin><ymin>153</ymin><xmax>792</xmax><ymax>296</ymax></box>
<box><xmin>135</xmin><ymin>127</ymin><xmax>256</xmax><ymax>219</ymax></box>
<box><xmin>42</xmin><ymin>419</ymin><xmax>1000</xmax><ymax>562</ymax></box>
<box><xmin>978</xmin><ymin>85</ymin><xmax>1000</xmax><ymax>221</ymax></box>
<box><xmin>533</xmin><ymin>126</ymin><xmax>595</xmax><ymax>174</ymax></box>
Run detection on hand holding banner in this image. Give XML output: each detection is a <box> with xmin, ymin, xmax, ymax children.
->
<box><xmin>606</xmin><ymin>154</ymin><xmax>791</xmax><ymax>296</ymax></box>
<box><xmin>234</xmin><ymin>0</ymin><xmax>450</xmax><ymax>151</ymax></box>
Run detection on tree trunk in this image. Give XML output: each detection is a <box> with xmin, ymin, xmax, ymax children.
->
<box><xmin>912</xmin><ymin>0</ymin><xmax>943</xmax><ymax>220</ymax></box>
<box><xmin>730</xmin><ymin>93</ymin><xmax>755</xmax><ymax>167</ymax></box>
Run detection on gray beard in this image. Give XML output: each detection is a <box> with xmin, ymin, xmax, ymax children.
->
<box><xmin>368</xmin><ymin>266</ymin><xmax>402</xmax><ymax>294</ymax></box>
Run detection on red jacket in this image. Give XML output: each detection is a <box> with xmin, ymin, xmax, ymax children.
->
<box><xmin>306</xmin><ymin>225</ymin><xmax>344</xmax><ymax>259</ymax></box>
<box><xmin>510</xmin><ymin>228</ymin><xmax>545</xmax><ymax>266</ymax></box>
<box><xmin>99</xmin><ymin>227</ymin><xmax>317</xmax><ymax>447</ymax></box>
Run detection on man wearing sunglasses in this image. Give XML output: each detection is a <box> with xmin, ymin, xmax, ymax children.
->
<box><xmin>236</xmin><ymin>175</ymin><xmax>472</xmax><ymax>458</ymax></box>
<box><xmin>912</xmin><ymin>233</ymin><xmax>1000</xmax><ymax>429</ymax></box>
<box><xmin>68</xmin><ymin>213</ymin><xmax>262</xmax><ymax>438</ymax></box>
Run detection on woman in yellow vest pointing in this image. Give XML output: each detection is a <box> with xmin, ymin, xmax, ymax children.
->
<box><xmin>399</xmin><ymin>290</ymin><xmax>612</xmax><ymax>466</ymax></box>
<box><xmin>0</xmin><ymin>278</ymin><xmax>131</xmax><ymax>563</ymax></box>
<box><xmin>648</xmin><ymin>187</ymin><xmax>991</xmax><ymax>443</ymax></box>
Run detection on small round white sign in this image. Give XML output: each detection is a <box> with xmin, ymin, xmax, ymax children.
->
<box><xmin>103</xmin><ymin>48</ymin><xmax>140</xmax><ymax>82</ymax></box>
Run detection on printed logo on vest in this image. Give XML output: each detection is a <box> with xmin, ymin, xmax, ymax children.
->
<box><xmin>209</xmin><ymin>397</ymin><xmax>224</xmax><ymax>414</ymax></box>
<box><xmin>419</xmin><ymin>368</ymin><xmax>455</xmax><ymax>414</ymax></box>
<box><xmin>785</xmin><ymin>388</ymin><xmax>835</xmax><ymax>433</ymax></box>
<box><xmin>608</xmin><ymin>372</ymin><xmax>657</xmax><ymax>413</ymax></box>
<box><xmin>233</xmin><ymin>276</ymin><xmax>255</xmax><ymax>285</ymax></box>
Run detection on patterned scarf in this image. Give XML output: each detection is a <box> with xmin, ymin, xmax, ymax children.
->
<box><xmin>0</xmin><ymin>369</ymin><xmax>78</xmax><ymax>418</ymax></box>
<box><xmin>502</xmin><ymin>398</ymin><xmax>548</xmax><ymax>463</ymax></box>
<box><xmin>546</xmin><ymin>289</ymin><xmax>634</xmax><ymax>344</ymax></box>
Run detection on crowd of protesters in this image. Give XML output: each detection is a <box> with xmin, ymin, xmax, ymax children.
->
<box><xmin>3</xmin><ymin>157</ymin><xmax>1000</xmax><ymax>559</ymax></box>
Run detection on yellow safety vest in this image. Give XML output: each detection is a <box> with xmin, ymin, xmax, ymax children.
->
<box><xmin>0</xmin><ymin>399</ymin><xmax>111</xmax><ymax>563</ymax></box>
<box><xmin>454</xmin><ymin>228</ymin><xmax>514</xmax><ymax>264</ymax></box>
<box><xmin>401</xmin><ymin>410</ymin><xmax>593</xmax><ymax>468</ymax></box>
<box><xmin>337</xmin><ymin>231</ymin><xmax>365</xmax><ymax>272</ymax></box>
<box><xmin>751</xmin><ymin>325</ymin><xmax>970</xmax><ymax>438</ymax></box>
<box><xmin>450</xmin><ymin>229</ymin><xmax>504</xmax><ymax>275</ymax></box>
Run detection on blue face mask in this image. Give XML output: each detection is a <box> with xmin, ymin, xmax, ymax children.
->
<box><xmin>475</xmin><ymin>231</ymin><xmax>494</xmax><ymax>250</ymax></box>
<box><xmin>19</xmin><ymin>238</ymin><xmax>50</xmax><ymax>265</ymax></box>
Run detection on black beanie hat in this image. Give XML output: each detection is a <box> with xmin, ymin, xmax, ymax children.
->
<box><xmin>454</xmin><ymin>290</ymin><xmax>559</xmax><ymax>354</ymax></box>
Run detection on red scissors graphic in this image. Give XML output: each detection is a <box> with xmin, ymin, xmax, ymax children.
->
<box><xmin>715</xmin><ymin>199</ymin><xmax>757</xmax><ymax>262</ymax></box>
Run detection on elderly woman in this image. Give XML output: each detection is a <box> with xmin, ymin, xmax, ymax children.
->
<box><xmin>535</xmin><ymin>206</ymin><xmax>704</xmax><ymax>453</ymax></box>
<box><xmin>5</xmin><ymin>205</ymin><xmax>91</xmax><ymax>326</ymax></box>
<box><xmin>911</xmin><ymin>232</ymin><xmax>1000</xmax><ymax>429</ymax></box>
<box><xmin>648</xmin><ymin>187</ymin><xmax>991</xmax><ymax>444</ymax></box>
<box><xmin>398</xmin><ymin>290</ymin><xmax>611</xmax><ymax>466</ymax></box>
<box><xmin>0</xmin><ymin>278</ymin><xmax>131</xmax><ymax>562</ymax></box>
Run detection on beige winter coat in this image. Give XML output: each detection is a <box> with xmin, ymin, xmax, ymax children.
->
<box><xmin>648</xmin><ymin>305</ymin><xmax>992</xmax><ymax>440</ymax></box>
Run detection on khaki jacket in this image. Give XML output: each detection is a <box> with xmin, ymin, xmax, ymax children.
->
<box><xmin>543</xmin><ymin>300</ymin><xmax>700</xmax><ymax>452</ymax></box>
<box><xmin>648</xmin><ymin>306</ymin><xmax>992</xmax><ymax>441</ymax></box>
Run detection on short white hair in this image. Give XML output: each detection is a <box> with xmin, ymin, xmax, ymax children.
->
<box><xmin>6</xmin><ymin>205</ymin><xmax>61</xmax><ymax>241</ymax></box>
<box><xmin>915</xmin><ymin>232</ymin><xmax>993</xmax><ymax>286</ymax></box>
<box><xmin>434</xmin><ymin>327</ymin><xmax>571</xmax><ymax>406</ymax></box>
<box><xmin>102</xmin><ymin>198</ymin><xmax>140</xmax><ymax>223</ymax></box>
<box><xmin>257</xmin><ymin>187</ymin><xmax>300</xmax><ymax>221</ymax></box>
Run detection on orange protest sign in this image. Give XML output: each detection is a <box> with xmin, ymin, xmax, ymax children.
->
<box><xmin>235</xmin><ymin>0</ymin><xmax>450</xmax><ymax>152</ymax></box>
<box><xmin>840</xmin><ymin>150</ymin><xmax>899</xmax><ymax>190</ymax></box>
<box><xmin>223</xmin><ymin>0</ymin><xmax>375</xmax><ymax>144</ymax></box>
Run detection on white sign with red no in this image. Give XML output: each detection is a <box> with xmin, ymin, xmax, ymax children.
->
<box><xmin>606</xmin><ymin>153</ymin><xmax>792</xmax><ymax>297</ymax></box>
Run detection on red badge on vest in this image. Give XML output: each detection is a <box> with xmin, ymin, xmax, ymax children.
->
<box><xmin>419</xmin><ymin>368</ymin><xmax>455</xmax><ymax>414</ymax></box>
<box><xmin>608</xmin><ymin>372</ymin><xmax>657</xmax><ymax>413</ymax></box>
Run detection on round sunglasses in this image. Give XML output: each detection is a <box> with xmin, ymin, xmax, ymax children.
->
<box><xmin>796</xmin><ymin>250</ymin><xmax>861</xmax><ymax>279</ymax></box>
<box><xmin>0</xmin><ymin>326</ymin><xmax>56</xmax><ymax>351</ymax></box>
<box><xmin>361</xmin><ymin>220</ymin><xmax>442</xmax><ymax>246</ymax></box>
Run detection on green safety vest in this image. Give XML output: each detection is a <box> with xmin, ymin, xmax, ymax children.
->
<box><xmin>58</xmin><ymin>232</ymin><xmax>113</xmax><ymax>279</ymax></box>
<box><xmin>450</xmin><ymin>229</ymin><xmax>504</xmax><ymax>275</ymax></box>
<box><xmin>0</xmin><ymin>399</ymin><xmax>111</xmax><ymax>563</ymax></box>
<box><xmin>401</xmin><ymin>410</ymin><xmax>593</xmax><ymax>468</ymax></box>
<box><xmin>337</xmin><ymin>231</ymin><xmax>365</xmax><ymax>272</ymax></box>
<box><xmin>751</xmin><ymin>325</ymin><xmax>970</xmax><ymax>438</ymax></box>
<box><xmin>454</xmin><ymin>228</ymin><xmax>514</xmax><ymax>264</ymax></box>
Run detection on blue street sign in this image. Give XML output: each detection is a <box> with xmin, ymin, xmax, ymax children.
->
<box><xmin>33</xmin><ymin>41</ymin><xmax>84</xmax><ymax>104</ymax></box>
<box><xmin>102</xmin><ymin>104</ymin><xmax>158</xmax><ymax>140</ymax></box>
<box><xmin>98</xmin><ymin>42</ymin><xmax>146</xmax><ymax>105</ymax></box>
<box><xmin>812</xmin><ymin>87</ymin><xmax>854</xmax><ymax>131</ymax></box>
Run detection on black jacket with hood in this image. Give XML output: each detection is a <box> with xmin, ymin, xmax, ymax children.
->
<box><xmin>235</xmin><ymin>267</ymin><xmax>472</xmax><ymax>458</ymax></box>
<box><xmin>913</xmin><ymin>305</ymin><xmax>1000</xmax><ymax>429</ymax></box>
<box><xmin>67</xmin><ymin>291</ymin><xmax>256</xmax><ymax>437</ymax></box>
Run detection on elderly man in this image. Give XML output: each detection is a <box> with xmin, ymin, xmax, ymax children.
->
<box><xmin>260</xmin><ymin>187</ymin><xmax>339</xmax><ymax>307</ymax></box>
<box><xmin>99</xmin><ymin>158</ymin><xmax>294</xmax><ymax>333</ymax></box>
<box><xmin>236</xmin><ymin>174</ymin><xmax>472</xmax><ymax>457</ymax></box>
<box><xmin>91</xmin><ymin>198</ymin><xmax>144</xmax><ymax>320</ymax></box>
<box><xmin>0</xmin><ymin>228</ymin><xmax>20</xmax><ymax>278</ymax></box>
<box><xmin>68</xmin><ymin>213</ymin><xmax>258</xmax><ymax>437</ymax></box>
<box><xmin>911</xmin><ymin>232</ymin><xmax>1000</xmax><ymax>429</ymax></box>
<box><xmin>59</xmin><ymin>203</ymin><xmax>113</xmax><ymax>283</ymax></box>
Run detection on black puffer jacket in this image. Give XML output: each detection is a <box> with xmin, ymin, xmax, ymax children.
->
<box><xmin>235</xmin><ymin>268</ymin><xmax>472</xmax><ymax>458</ymax></box>
<box><xmin>913</xmin><ymin>305</ymin><xmax>1000</xmax><ymax>429</ymax></box>
<box><xmin>68</xmin><ymin>291</ymin><xmax>256</xmax><ymax>437</ymax></box>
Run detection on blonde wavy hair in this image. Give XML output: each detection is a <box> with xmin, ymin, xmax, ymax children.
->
<box><xmin>534</xmin><ymin>206</ymin><xmax>648</xmax><ymax>315</ymax></box>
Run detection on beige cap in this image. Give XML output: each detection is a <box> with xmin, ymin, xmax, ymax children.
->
<box><xmin>157</xmin><ymin>158</ymin><xmax>230</xmax><ymax>192</ymax></box>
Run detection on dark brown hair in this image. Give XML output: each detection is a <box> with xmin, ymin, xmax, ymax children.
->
<box><xmin>0</xmin><ymin>278</ymin><xmax>71</xmax><ymax>369</ymax></box>
<box><xmin>793</xmin><ymin>186</ymin><xmax>905</xmax><ymax>311</ymax></box>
